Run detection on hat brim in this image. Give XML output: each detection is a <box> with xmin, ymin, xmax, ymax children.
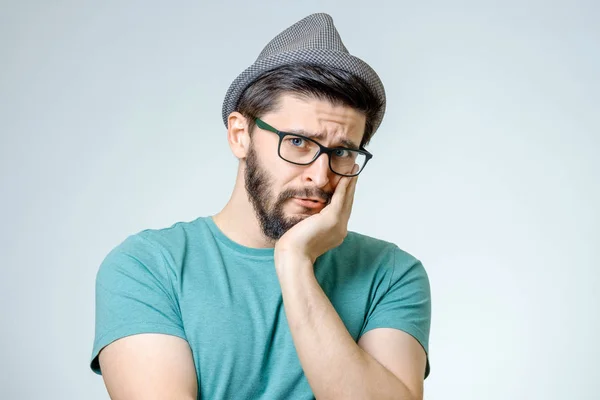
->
<box><xmin>222</xmin><ymin>48</ymin><xmax>386</xmax><ymax>133</ymax></box>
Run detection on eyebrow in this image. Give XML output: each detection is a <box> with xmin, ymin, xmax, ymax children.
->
<box><xmin>287</xmin><ymin>129</ymin><xmax>360</xmax><ymax>150</ymax></box>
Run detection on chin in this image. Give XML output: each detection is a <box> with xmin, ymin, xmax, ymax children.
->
<box><xmin>284</xmin><ymin>212</ymin><xmax>311</xmax><ymax>223</ymax></box>
<box><xmin>286</xmin><ymin>203</ymin><xmax>323</xmax><ymax>217</ymax></box>
<box><xmin>286</xmin><ymin>208</ymin><xmax>318</xmax><ymax>218</ymax></box>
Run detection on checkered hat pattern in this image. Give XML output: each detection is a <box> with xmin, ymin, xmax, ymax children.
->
<box><xmin>222</xmin><ymin>13</ymin><xmax>386</xmax><ymax>132</ymax></box>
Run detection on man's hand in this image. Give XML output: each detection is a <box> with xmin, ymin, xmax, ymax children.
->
<box><xmin>271</xmin><ymin>166</ymin><xmax>425</xmax><ymax>400</ymax></box>
<box><xmin>274</xmin><ymin>166</ymin><xmax>359</xmax><ymax>266</ymax></box>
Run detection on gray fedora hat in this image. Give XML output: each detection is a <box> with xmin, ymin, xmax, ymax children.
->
<box><xmin>222</xmin><ymin>13</ymin><xmax>386</xmax><ymax>133</ymax></box>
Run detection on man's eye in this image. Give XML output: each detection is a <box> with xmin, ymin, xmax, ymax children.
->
<box><xmin>334</xmin><ymin>149</ymin><xmax>349</xmax><ymax>157</ymax></box>
<box><xmin>290</xmin><ymin>137</ymin><xmax>305</xmax><ymax>147</ymax></box>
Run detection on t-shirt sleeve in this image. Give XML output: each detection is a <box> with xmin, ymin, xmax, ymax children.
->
<box><xmin>360</xmin><ymin>246</ymin><xmax>432</xmax><ymax>379</ymax></box>
<box><xmin>90</xmin><ymin>233</ymin><xmax>187</xmax><ymax>375</ymax></box>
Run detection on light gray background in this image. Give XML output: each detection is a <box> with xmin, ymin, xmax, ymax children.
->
<box><xmin>1</xmin><ymin>1</ymin><xmax>598</xmax><ymax>399</ymax></box>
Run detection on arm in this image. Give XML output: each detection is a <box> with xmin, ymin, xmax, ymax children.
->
<box><xmin>274</xmin><ymin>170</ymin><xmax>427</xmax><ymax>400</ymax></box>
<box><xmin>90</xmin><ymin>234</ymin><xmax>198</xmax><ymax>399</ymax></box>
<box><xmin>99</xmin><ymin>333</ymin><xmax>198</xmax><ymax>400</ymax></box>
<box><xmin>276</xmin><ymin>255</ymin><xmax>425</xmax><ymax>400</ymax></box>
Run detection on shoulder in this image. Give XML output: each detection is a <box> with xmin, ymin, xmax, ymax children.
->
<box><xmin>98</xmin><ymin>217</ymin><xmax>207</xmax><ymax>281</ymax></box>
<box><xmin>122</xmin><ymin>216</ymin><xmax>210</xmax><ymax>257</ymax></box>
<box><xmin>336</xmin><ymin>230</ymin><xmax>421</xmax><ymax>268</ymax></box>
<box><xmin>132</xmin><ymin>217</ymin><xmax>205</xmax><ymax>251</ymax></box>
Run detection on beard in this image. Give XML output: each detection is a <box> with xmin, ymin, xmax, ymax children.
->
<box><xmin>244</xmin><ymin>144</ymin><xmax>332</xmax><ymax>240</ymax></box>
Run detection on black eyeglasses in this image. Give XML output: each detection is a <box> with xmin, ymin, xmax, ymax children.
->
<box><xmin>254</xmin><ymin>118</ymin><xmax>373</xmax><ymax>177</ymax></box>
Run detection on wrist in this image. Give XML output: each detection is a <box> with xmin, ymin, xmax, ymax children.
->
<box><xmin>274</xmin><ymin>245</ymin><xmax>313</xmax><ymax>264</ymax></box>
<box><xmin>274</xmin><ymin>249</ymin><xmax>314</xmax><ymax>276</ymax></box>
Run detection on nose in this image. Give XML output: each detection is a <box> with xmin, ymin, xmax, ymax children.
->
<box><xmin>302</xmin><ymin>153</ymin><xmax>331</xmax><ymax>188</ymax></box>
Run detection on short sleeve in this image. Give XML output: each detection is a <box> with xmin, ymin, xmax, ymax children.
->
<box><xmin>360</xmin><ymin>246</ymin><xmax>432</xmax><ymax>379</ymax></box>
<box><xmin>90</xmin><ymin>233</ymin><xmax>186</xmax><ymax>375</ymax></box>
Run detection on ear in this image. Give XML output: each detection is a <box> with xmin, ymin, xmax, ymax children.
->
<box><xmin>226</xmin><ymin>112</ymin><xmax>252</xmax><ymax>159</ymax></box>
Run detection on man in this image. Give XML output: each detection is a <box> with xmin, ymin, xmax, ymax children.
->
<box><xmin>90</xmin><ymin>13</ymin><xmax>431</xmax><ymax>400</ymax></box>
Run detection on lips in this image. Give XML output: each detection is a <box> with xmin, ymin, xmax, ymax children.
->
<box><xmin>296</xmin><ymin>197</ymin><xmax>325</xmax><ymax>204</ymax></box>
<box><xmin>292</xmin><ymin>197</ymin><xmax>326</xmax><ymax>209</ymax></box>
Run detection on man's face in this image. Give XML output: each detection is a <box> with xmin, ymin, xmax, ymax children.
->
<box><xmin>244</xmin><ymin>94</ymin><xmax>366</xmax><ymax>240</ymax></box>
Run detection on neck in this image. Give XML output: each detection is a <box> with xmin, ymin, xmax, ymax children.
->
<box><xmin>212</xmin><ymin>165</ymin><xmax>275</xmax><ymax>249</ymax></box>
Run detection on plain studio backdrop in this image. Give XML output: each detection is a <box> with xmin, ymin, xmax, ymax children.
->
<box><xmin>1</xmin><ymin>1</ymin><xmax>598</xmax><ymax>399</ymax></box>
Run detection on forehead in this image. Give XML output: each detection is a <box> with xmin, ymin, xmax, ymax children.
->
<box><xmin>261</xmin><ymin>94</ymin><xmax>366</xmax><ymax>148</ymax></box>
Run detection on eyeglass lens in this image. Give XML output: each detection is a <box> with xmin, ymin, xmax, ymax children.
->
<box><xmin>279</xmin><ymin>134</ymin><xmax>366</xmax><ymax>175</ymax></box>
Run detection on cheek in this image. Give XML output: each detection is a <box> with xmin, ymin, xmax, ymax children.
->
<box><xmin>262</xmin><ymin>153</ymin><xmax>300</xmax><ymax>192</ymax></box>
<box><xmin>277</xmin><ymin>165</ymin><xmax>303</xmax><ymax>190</ymax></box>
<box><xmin>330</xmin><ymin>175</ymin><xmax>343</xmax><ymax>190</ymax></box>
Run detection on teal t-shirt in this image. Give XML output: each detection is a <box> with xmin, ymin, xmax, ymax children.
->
<box><xmin>90</xmin><ymin>216</ymin><xmax>431</xmax><ymax>399</ymax></box>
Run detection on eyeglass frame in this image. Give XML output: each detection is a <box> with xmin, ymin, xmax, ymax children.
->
<box><xmin>254</xmin><ymin>118</ymin><xmax>373</xmax><ymax>177</ymax></box>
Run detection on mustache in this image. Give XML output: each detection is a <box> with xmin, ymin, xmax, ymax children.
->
<box><xmin>278</xmin><ymin>187</ymin><xmax>333</xmax><ymax>205</ymax></box>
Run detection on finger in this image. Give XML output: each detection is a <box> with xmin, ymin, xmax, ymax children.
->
<box><xmin>343</xmin><ymin>167</ymin><xmax>359</xmax><ymax>215</ymax></box>
<box><xmin>344</xmin><ymin>175</ymin><xmax>358</xmax><ymax>213</ymax></box>
<box><xmin>330</xmin><ymin>165</ymin><xmax>358</xmax><ymax>214</ymax></box>
<box><xmin>330</xmin><ymin>166</ymin><xmax>357</xmax><ymax>212</ymax></box>
<box><xmin>329</xmin><ymin>176</ymin><xmax>350</xmax><ymax>212</ymax></box>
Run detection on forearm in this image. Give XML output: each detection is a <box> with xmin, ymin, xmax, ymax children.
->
<box><xmin>276</xmin><ymin>256</ymin><xmax>417</xmax><ymax>400</ymax></box>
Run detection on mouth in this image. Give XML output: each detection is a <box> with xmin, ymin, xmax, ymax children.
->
<box><xmin>297</xmin><ymin>197</ymin><xmax>326</xmax><ymax>203</ymax></box>
<box><xmin>292</xmin><ymin>197</ymin><xmax>326</xmax><ymax>209</ymax></box>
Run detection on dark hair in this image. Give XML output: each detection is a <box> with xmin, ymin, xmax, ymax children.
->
<box><xmin>235</xmin><ymin>63</ymin><xmax>383</xmax><ymax>147</ymax></box>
